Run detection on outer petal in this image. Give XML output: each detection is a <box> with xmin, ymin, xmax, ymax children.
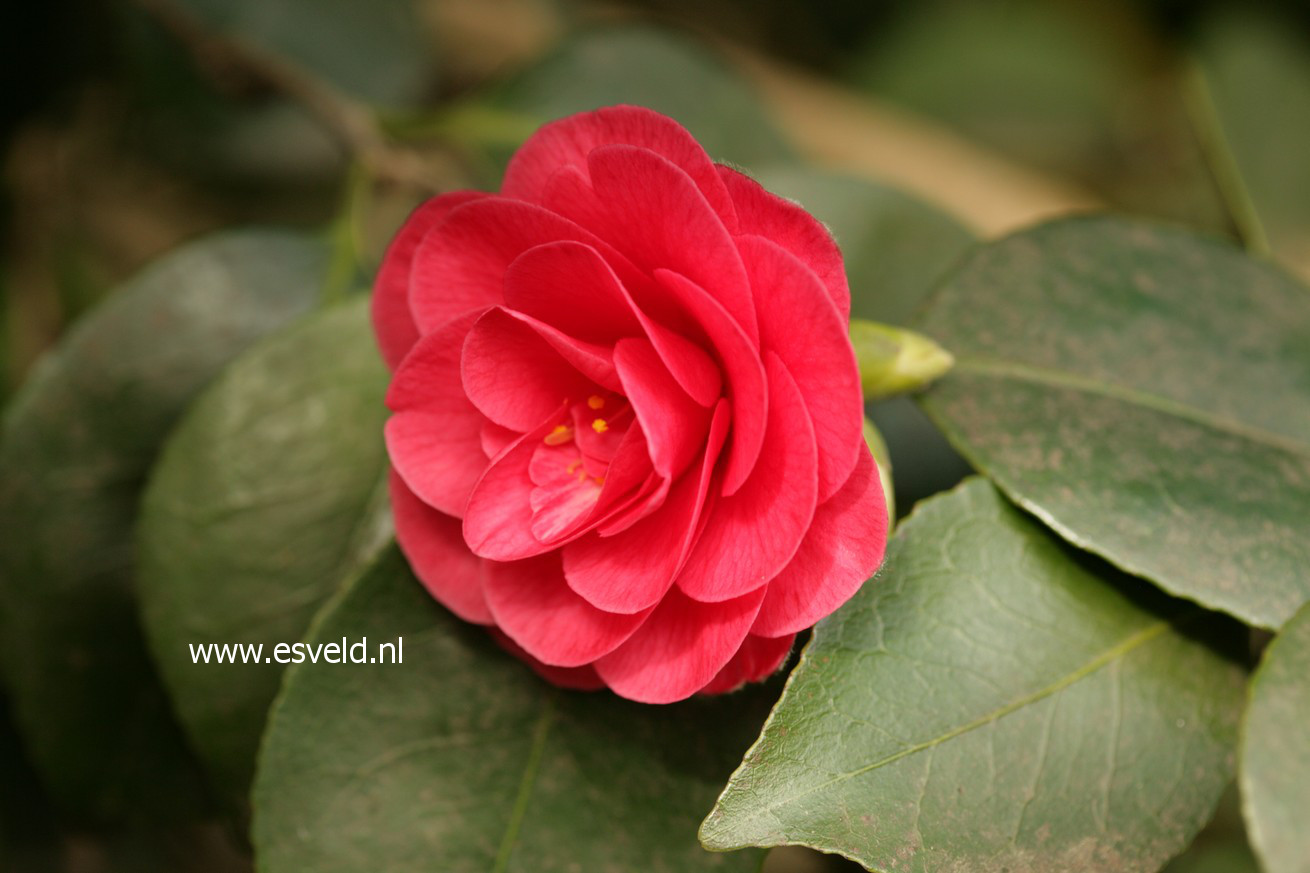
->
<box><xmin>614</xmin><ymin>338</ymin><xmax>712</xmax><ymax>480</ymax></box>
<box><xmin>483</xmin><ymin>553</ymin><xmax>652</xmax><ymax>667</ymax></box>
<box><xmin>751</xmin><ymin>448</ymin><xmax>888</xmax><ymax>637</ymax></box>
<box><xmin>489</xmin><ymin>630</ymin><xmax>605</xmax><ymax>691</ymax></box>
<box><xmin>390</xmin><ymin>469</ymin><xmax>491</xmax><ymax>624</ymax></box>
<box><xmin>742</xmin><ymin>234</ymin><xmax>862</xmax><ymax>502</ymax></box>
<box><xmin>501</xmin><ymin>104</ymin><xmax>738</xmax><ymax>230</ymax></box>
<box><xmin>654</xmin><ymin>269</ymin><xmax>767</xmax><ymax>495</ymax></box>
<box><xmin>544</xmin><ymin>146</ymin><xmax>757</xmax><ymax>344</ymax></box>
<box><xmin>372</xmin><ymin>190</ymin><xmax>486</xmax><ymax>370</ymax></box>
<box><xmin>385</xmin><ymin>311</ymin><xmax>487</xmax><ymax>517</ymax></box>
<box><xmin>698</xmin><ymin>633</ymin><xmax>795</xmax><ymax>695</ymax></box>
<box><xmin>593</xmin><ymin>585</ymin><xmax>767</xmax><ymax>704</ymax></box>
<box><xmin>408</xmin><ymin>197</ymin><xmax>643</xmax><ymax>335</ymax></box>
<box><xmin>461</xmin><ymin>307</ymin><xmax>602</xmax><ymax>431</ymax></box>
<box><xmin>676</xmin><ymin>353</ymin><xmax>818</xmax><ymax>602</ymax></box>
<box><xmin>563</xmin><ymin>400</ymin><xmax>730</xmax><ymax>614</ymax></box>
<box><xmin>718</xmin><ymin>166</ymin><xmax>850</xmax><ymax>319</ymax></box>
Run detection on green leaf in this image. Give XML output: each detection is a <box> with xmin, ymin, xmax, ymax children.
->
<box><xmin>252</xmin><ymin>546</ymin><xmax>771</xmax><ymax>873</ymax></box>
<box><xmin>700</xmin><ymin>478</ymin><xmax>1245</xmax><ymax>871</ymax></box>
<box><xmin>750</xmin><ymin>167</ymin><xmax>976</xmax><ymax>326</ymax></box>
<box><xmin>1162</xmin><ymin>786</ymin><xmax>1260</xmax><ymax>873</ymax></box>
<box><xmin>917</xmin><ymin>215</ymin><xmax>1310</xmax><ymax>629</ymax></box>
<box><xmin>1240</xmin><ymin>602</ymin><xmax>1310</xmax><ymax>873</ymax></box>
<box><xmin>0</xmin><ymin>230</ymin><xmax>326</xmax><ymax>820</ymax></box>
<box><xmin>850</xmin><ymin>319</ymin><xmax>954</xmax><ymax>400</ymax></box>
<box><xmin>482</xmin><ymin>26</ymin><xmax>792</xmax><ymax>170</ymax></box>
<box><xmin>136</xmin><ymin>298</ymin><xmax>390</xmax><ymax>805</ymax></box>
<box><xmin>175</xmin><ymin>0</ymin><xmax>436</xmax><ymax>107</ymax></box>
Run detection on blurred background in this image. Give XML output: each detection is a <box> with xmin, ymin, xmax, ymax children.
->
<box><xmin>1</xmin><ymin>0</ymin><xmax>1305</xmax><ymax>869</ymax></box>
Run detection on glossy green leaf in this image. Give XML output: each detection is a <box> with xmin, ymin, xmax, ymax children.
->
<box><xmin>0</xmin><ymin>230</ymin><xmax>326</xmax><ymax>820</ymax></box>
<box><xmin>253</xmin><ymin>546</ymin><xmax>771</xmax><ymax>873</ymax></box>
<box><xmin>175</xmin><ymin>0</ymin><xmax>435</xmax><ymax>107</ymax></box>
<box><xmin>701</xmin><ymin>478</ymin><xmax>1244</xmax><ymax>871</ymax></box>
<box><xmin>137</xmin><ymin>299</ymin><xmax>389</xmax><ymax>804</ymax></box>
<box><xmin>918</xmin><ymin>215</ymin><xmax>1310</xmax><ymax>629</ymax></box>
<box><xmin>1240</xmin><ymin>602</ymin><xmax>1310</xmax><ymax>873</ymax></box>
<box><xmin>483</xmin><ymin>26</ymin><xmax>791</xmax><ymax>170</ymax></box>
<box><xmin>751</xmin><ymin>167</ymin><xmax>976</xmax><ymax>326</ymax></box>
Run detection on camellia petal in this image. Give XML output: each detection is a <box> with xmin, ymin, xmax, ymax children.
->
<box><xmin>503</xmin><ymin>241</ymin><xmax>643</xmax><ymax>342</ymax></box>
<box><xmin>698</xmin><ymin>632</ymin><xmax>795</xmax><ymax>695</ymax></box>
<box><xmin>751</xmin><ymin>448</ymin><xmax>888</xmax><ymax>637</ymax></box>
<box><xmin>613</xmin><ymin>338</ymin><xmax>712</xmax><ymax>480</ymax></box>
<box><xmin>742</xmin><ymin>234</ymin><xmax>862</xmax><ymax>502</ymax></box>
<box><xmin>676</xmin><ymin>354</ymin><xmax>818</xmax><ymax>602</ymax></box>
<box><xmin>390</xmin><ymin>469</ymin><xmax>491</xmax><ymax>625</ymax></box>
<box><xmin>562</xmin><ymin>400</ymin><xmax>730</xmax><ymax>614</ymax></box>
<box><xmin>718</xmin><ymin>166</ymin><xmax>850</xmax><ymax>319</ymax></box>
<box><xmin>489</xmin><ymin>630</ymin><xmax>606</xmax><ymax>691</ymax></box>
<box><xmin>385</xmin><ymin>311</ymin><xmax>487</xmax><ymax>517</ymax></box>
<box><xmin>594</xmin><ymin>585</ymin><xmax>767</xmax><ymax>704</ymax></box>
<box><xmin>372</xmin><ymin>190</ymin><xmax>487</xmax><ymax>370</ymax></box>
<box><xmin>654</xmin><ymin>269</ymin><xmax>767</xmax><ymax>495</ymax></box>
<box><xmin>483</xmin><ymin>553</ymin><xmax>651</xmax><ymax>668</ymax></box>
<box><xmin>501</xmin><ymin>104</ymin><xmax>739</xmax><ymax>230</ymax></box>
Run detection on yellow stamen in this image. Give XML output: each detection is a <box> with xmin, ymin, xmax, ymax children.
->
<box><xmin>591</xmin><ymin>418</ymin><xmax>609</xmax><ymax>434</ymax></box>
<box><xmin>566</xmin><ymin>459</ymin><xmax>581</xmax><ymax>475</ymax></box>
<box><xmin>587</xmin><ymin>394</ymin><xmax>605</xmax><ymax>410</ymax></box>
<box><xmin>544</xmin><ymin>425</ymin><xmax>574</xmax><ymax>446</ymax></box>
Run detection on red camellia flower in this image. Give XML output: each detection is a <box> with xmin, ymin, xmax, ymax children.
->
<box><xmin>374</xmin><ymin>106</ymin><xmax>888</xmax><ymax>703</ymax></box>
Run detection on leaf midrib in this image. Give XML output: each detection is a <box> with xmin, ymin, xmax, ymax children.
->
<box><xmin>492</xmin><ymin>691</ymin><xmax>558</xmax><ymax>873</ymax></box>
<box><xmin>955</xmin><ymin>357</ymin><xmax>1310</xmax><ymax>458</ymax></box>
<box><xmin>709</xmin><ymin>612</ymin><xmax>1189</xmax><ymax>842</ymax></box>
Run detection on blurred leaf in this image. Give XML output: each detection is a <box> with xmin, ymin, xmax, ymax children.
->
<box><xmin>918</xmin><ymin>216</ymin><xmax>1310</xmax><ymax>629</ymax></box>
<box><xmin>480</xmin><ymin>26</ymin><xmax>791</xmax><ymax>172</ymax></box>
<box><xmin>701</xmin><ymin>478</ymin><xmax>1244</xmax><ymax>870</ymax></box>
<box><xmin>0</xmin><ymin>230</ymin><xmax>326</xmax><ymax>821</ymax></box>
<box><xmin>847</xmin><ymin>0</ymin><xmax>1131</xmax><ymax>179</ymax></box>
<box><xmin>751</xmin><ymin>167</ymin><xmax>975</xmax><ymax>326</ymax></box>
<box><xmin>174</xmin><ymin>0</ymin><xmax>436</xmax><ymax>107</ymax></box>
<box><xmin>253</xmin><ymin>545</ymin><xmax>771</xmax><ymax>873</ymax></box>
<box><xmin>1196</xmin><ymin>10</ymin><xmax>1310</xmax><ymax>277</ymax></box>
<box><xmin>1240</xmin><ymin>601</ymin><xmax>1310</xmax><ymax>873</ymax></box>
<box><xmin>136</xmin><ymin>299</ymin><xmax>389</xmax><ymax>805</ymax></box>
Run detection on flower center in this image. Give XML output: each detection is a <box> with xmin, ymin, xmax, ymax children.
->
<box><xmin>527</xmin><ymin>393</ymin><xmax>633</xmax><ymax>543</ymax></box>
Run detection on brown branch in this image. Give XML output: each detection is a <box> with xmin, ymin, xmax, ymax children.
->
<box><xmin>133</xmin><ymin>0</ymin><xmax>439</xmax><ymax>190</ymax></box>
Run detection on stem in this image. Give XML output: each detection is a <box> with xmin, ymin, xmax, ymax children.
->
<box><xmin>1181</xmin><ymin>61</ymin><xmax>1272</xmax><ymax>256</ymax></box>
<box><xmin>132</xmin><ymin>0</ymin><xmax>439</xmax><ymax>191</ymax></box>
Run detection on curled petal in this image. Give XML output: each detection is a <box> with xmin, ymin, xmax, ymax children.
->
<box><xmin>501</xmin><ymin>104</ymin><xmax>738</xmax><ymax>230</ymax></box>
<box><xmin>614</xmin><ymin>338</ymin><xmax>712</xmax><ymax>480</ymax></box>
<box><xmin>654</xmin><ymin>269</ymin><xmax>767</xmax><ymax>495</ymax></box>
<box><xmin>372</xmin><ymin>190</ymin><xmax>486</xmax><ymax>369</ymax></box>
<box><xmin>390</xmin><ymin>469</ymin><xmax>491</xmax><ymax>624</ymax></box>
<box><xmin>594</xmin><ymin>585</ymin><xmax>767</xmax><ymax>704</ymax></box>
<box><xmin>483</xmin><ymin>553</ymin><xmax>651</xmax><ymax>667</ymax></box>
<box><xmin>409</xmin><ymin>197</ymin><xmax>643</xmax><ymax>335</ymax></box>
<box><xmin>718</xmin><ymin>166</ymin><xmax>850</xmax><ymax>319</ymax></box>
<box><xmin>503</xmin><ymin>240</ymin><xmax>643</xmax><ymax>342</ymax></box>
<box><xmin>385</xmin><ymin>311</ymin><xmax>487</xmax><ymax>517</ymax></box>
<box><xmin>743</xmin><ymin>234</ymin><xmax>862</xmax><ymax>502</ymax></box>
<box><xmin>462</xmin><ymin>308</ymin><xmax>602</xmax><ymax>431</ymax></box>
<box><xmin>677</xmin><ymin>353</ymin><xmax>818</xmax><ymax>602</ymax></box>
<box><xmin>752</xmin><ymin>448</ymin><xmax>888</xmax><ymax>637</ymax></box>
<box><xmin>544</xmin><ymin>146</ymin><xmax>757</xmax><ymax>344</ymax></box>
<box><xmin>698</xmin><ymin>633</ymin><xmax>795</xmax><ymax>695</ymax></box>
